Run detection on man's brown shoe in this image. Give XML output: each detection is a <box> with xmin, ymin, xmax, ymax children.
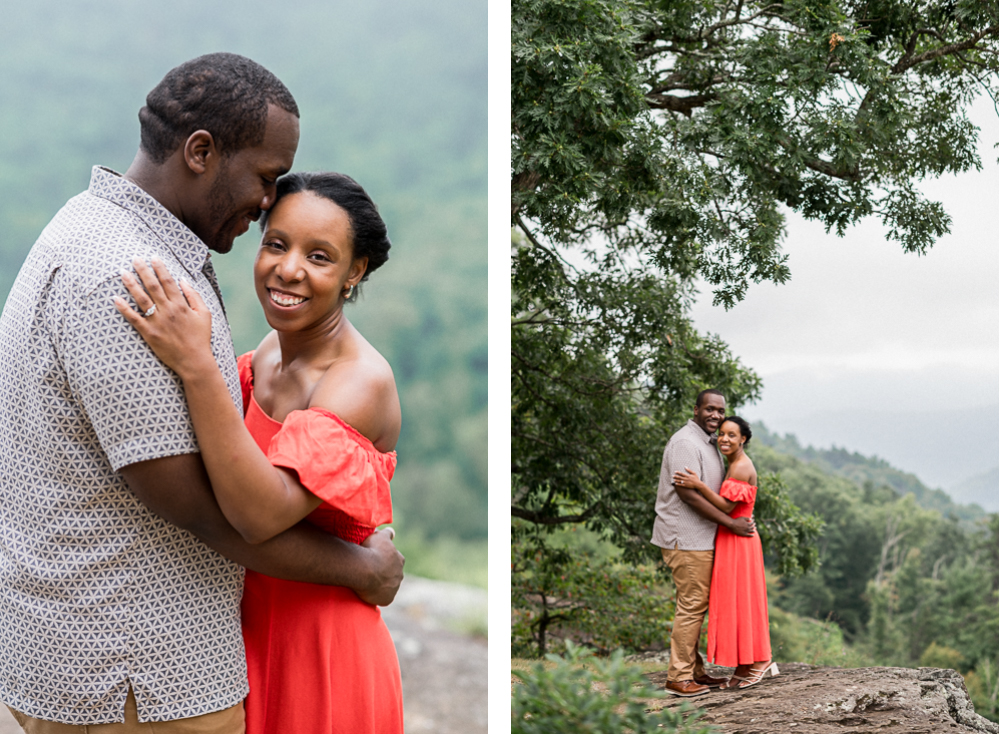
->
<box><xmin>664</xmin><ymin>680</ymin><xmax>710</xmax><ymax>697</ymax></box>
<box><xmin>693</xmin><ymin>674</ymin><xmax>727</xmax><ymax>688</ymax></box>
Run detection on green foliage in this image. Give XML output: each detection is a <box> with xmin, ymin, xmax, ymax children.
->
<box><xmin>512</xmin><ymin>537</ymin><xmax>672</xmax><ymax>657</ymax></box>
<box><xmin>758</xmin><ymin>436</ymin><xmax>999</xmax><ymax>718</ymax></box>
<box><xmin>0</xmin><ymin>0</ymin><xmax>486</xmax><ymax>552</ymax></box>
<box><xmin>754</xmin><ymin>472</ymin><xmax>824</xmax><ymax>577</ymax></box>
<box><xmin>511</xmin><ymin>224</ymin><xmax>764</xmax><ymax>562</ymax></box>
<box><xmin>514</xmin><ymin>0</ymin><xmax>996</xmax><ymax>298</ymax></box>
<box><xmin>965</xmin><ymin>657</ymin><xmax>999</xmax><ymax>722</ymax></box>
<box><xmin>511</xmin><ymin>0</ymin><xmax>995</xmax><ymax>593</ymax></box>
<box><xmin>920</xmin><ymin>642</ymin><xmax>966</xmax><ymax>671</ymax></box>
<box><xmin>511</xmin><ymin>641</ymin><xmax>716</xmax><ymax>734</ymax></box>
<box><xmin>768</xmin><ymin>603</ymin><xmax>873</xmax><ymax>668</ymax></box>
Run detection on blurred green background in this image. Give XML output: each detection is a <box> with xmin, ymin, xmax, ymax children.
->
<box><xmin>0</xmin><ymin>0</ymin><xmax>487</xmax><ymax>587</ymax></box>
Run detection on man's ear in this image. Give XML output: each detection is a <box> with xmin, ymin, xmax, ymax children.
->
<box><xmin>182</xmin><ymin>130</ymin><xmax>217</xmax><ymax>175</ymax></box>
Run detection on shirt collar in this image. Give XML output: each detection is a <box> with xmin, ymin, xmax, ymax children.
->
<box><xmin>686</xmin><ymin>418</ymin><xmax>718</xmax><ymax>445</ymax></box>
<box><xmin>88</xmin><ymin>166</ymin><xmax>210</xmax><ymax>277</ymax></box>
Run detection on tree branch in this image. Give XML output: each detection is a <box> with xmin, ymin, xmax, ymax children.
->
<box><xmin>645</xmin><ymin>92</ymin><xmax>716</xmax><ymax>116</ymax></box>
<box><xmin>891</xmin><ymin>28</ymin><xmax>998</xmax><ymax>75</ymax></box>
<box><xmin>511</xmin><ymin>502</ymin><xmax>602</xmax><ymax>525</ymax></box>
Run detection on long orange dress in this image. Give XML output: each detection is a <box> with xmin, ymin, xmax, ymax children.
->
<box><xmin>237</xmin><ymin>353</ymin><xmax>404</xmax><ymax>734</ymax></box>
<box><xmin>706</xmin><ymin>478</ymin><xmax>772</xmax><ymax>667</ymax></box>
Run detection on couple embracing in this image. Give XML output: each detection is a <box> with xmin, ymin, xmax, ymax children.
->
<box><xmin>0</xmin><ymin>54</ymin><xmax>404</xmax><ymax>733</ymax></box>
<box><xmin>651</xmin><ymin>389</ymin><xmax>778</xmax><ymax>697</ymax></box>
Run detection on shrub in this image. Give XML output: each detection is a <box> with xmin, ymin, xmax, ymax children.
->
<box><xmin>919</xmin><ymin>642</ymin><xmax>966</xmax><ymax>671</ymax></box>
<box><xmin>964</xmin><ymin>657</ymin><xmax>999</xmax><ymax>723</ymax></box>
<box><xmin>512</xmin><ymin>542</ymin><xmax>672</xmax><ymax>657</ymax></box>
<box><xmin>512</xmin><ymin>641</ymin><xmax>716</xmax><ymax>734</ymax></box>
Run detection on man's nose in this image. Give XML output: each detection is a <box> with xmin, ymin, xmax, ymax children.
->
<box><xmin>260</xmin><ymin>183</ymin><xmax>278</xmax><ymax>211</ymax></box>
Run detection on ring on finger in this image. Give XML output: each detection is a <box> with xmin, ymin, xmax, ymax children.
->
<box><xmin>143</xmin><ymin>305</ymin><xmax>157</xmax><ymax>317</ymax></box>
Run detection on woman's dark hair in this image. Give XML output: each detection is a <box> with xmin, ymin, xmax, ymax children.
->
<box><xmin>721</xmin><ymin>415</ymin><xmax>752</xmax><ymax>446</ymax></box>
<box><xmin>260</xmin><ymin>172</ymin><xmax>391</xmax><ymax>300</ymax></box>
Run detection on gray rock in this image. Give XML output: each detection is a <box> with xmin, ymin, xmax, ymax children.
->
<box><xmin>644</xmin><ymin>663</ymin><xmax>997</xmax><ymax>733</ymax></box>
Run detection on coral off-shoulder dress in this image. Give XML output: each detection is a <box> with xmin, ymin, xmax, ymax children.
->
<box><xmin>236</xmin><ymin>353</ymin><xmax>404</xmax><ymax>734</ymax></box>
<box><xmin>706</xmin><ymin>478</ymin><xmax>772</xmax><ymax>667</ymax></box>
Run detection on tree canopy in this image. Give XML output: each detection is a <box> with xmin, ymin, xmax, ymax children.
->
<box><xmin>511</xmin><ymin>0</ymin><xmax>997</xmax><ymax>563</ymax></box>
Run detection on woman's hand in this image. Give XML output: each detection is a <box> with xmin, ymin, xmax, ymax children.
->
<box><xmin>673</xmin><ymin>468</ymin><xmax>707</xmax><ymax>493</ymax></box>
<box><xmin>113</xmin><ymin>257</ymin><xmax>215</xmax><ymax>380</ymax></box>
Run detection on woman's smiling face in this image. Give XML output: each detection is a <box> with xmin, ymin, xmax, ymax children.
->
<box><xmin>253</xmin><ymin>191</ymin><xmax>367</xmax><ymax>332</ymax></box>
<box><xmin>716</xmin><ymin>420</ymin><xmax>746</xmax><ymax>457</ymax></box>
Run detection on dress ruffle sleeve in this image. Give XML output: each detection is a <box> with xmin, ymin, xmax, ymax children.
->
<box><xmin>720</xmin><ymin>478</ymin><xmax>757</xmax><ymax>504</ymax></box>
<box><xmin>237</xmin><ymin>351</ymin><xmax>255</xmax><ymax>416</ymax></box>
<box><xmin>265</xmin><ymin>407</ymin><xmax>395</xmax><ymax>528</ymax></box>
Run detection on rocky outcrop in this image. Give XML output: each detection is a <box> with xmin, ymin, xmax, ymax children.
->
<box><xmin>642</xmin><ymin>662</ymin><xmax>997</xmax><ymax>733</ymax></box>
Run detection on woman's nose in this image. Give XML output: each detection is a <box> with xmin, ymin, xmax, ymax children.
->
<box><xmin>275</xmin><ymin>253</ymin><xmax>305</xmax><ymax>281</ymax></box>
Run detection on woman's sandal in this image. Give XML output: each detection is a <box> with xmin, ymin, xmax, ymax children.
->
<box><xmin>718</xmin><ymin>675</ymin><xmax>746</xmax><ymax>690</ymax></box>
<box><xmin>736</xmin><ymin>661</ymin><xmax>779</xmax><ymax>689</ymax></box>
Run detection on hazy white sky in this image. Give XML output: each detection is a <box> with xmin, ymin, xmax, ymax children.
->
<box><xmin>688</xmin><ymin>94</ymin><xmax>998</xmax><ymax>490</ymax></box>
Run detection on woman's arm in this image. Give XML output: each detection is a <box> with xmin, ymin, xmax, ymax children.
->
<box><xmin>672</xmin><ymin>467</ymin><xmax>737</xmax><ymax>513</ymax></box>
<box><xmin>114</xmin><ymin>258</ymin><xmax>324</xmax><ymax>544</ymax></box>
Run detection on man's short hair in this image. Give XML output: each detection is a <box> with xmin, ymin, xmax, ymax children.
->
<box><xmin>695</xmin><ymin>388</ymin><xmax>725</xmax><ymax>408</ymax></box>
<box><xmin>139</xmin><ymin>53</ymin><xmax>299</xmax><ymax>164</ymax></box>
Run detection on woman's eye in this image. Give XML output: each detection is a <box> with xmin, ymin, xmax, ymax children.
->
<box><xmin>263</xmin><ymin>240</ymin><xmax>285</xmax><ymax>250</ymax></box>
<box><xmin>309</xmin><ymin>252</ymin><xmax>331</xmax><ymax>263</ymax></box>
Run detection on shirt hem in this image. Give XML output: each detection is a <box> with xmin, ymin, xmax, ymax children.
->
<box><xmin>0</xmin><ymin>685</ymin><xmax>248</xmax><ymax>726</ymax></box>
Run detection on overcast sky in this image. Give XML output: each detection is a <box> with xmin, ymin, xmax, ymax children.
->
<box><xmin>689</xmin><ymin>94</ymin><xmax>998</xmax><ymax>494</ymax></box>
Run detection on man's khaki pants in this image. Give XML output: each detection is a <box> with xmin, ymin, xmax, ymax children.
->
<box><xmin>661</xmin><ymin>546</ymin><xmax>714</xmax><ymax>682</ymax></box>
<box><xmin>7</xmin><ymin>688</ymin><xmax>244</xmax><ymax>734</ymax></box>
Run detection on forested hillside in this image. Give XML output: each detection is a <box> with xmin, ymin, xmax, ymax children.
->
<box><xmin>0</xmin><ymin>1</ymin><xmax>486</xmax><ymax>583</ymax></box>
<box><xmin>754</xmin><ymin>438</ymin><xmax>998</xmax><ymax>717</ymax></box>
<box><xmin>753</xmin><ymin>423</ymin><xmax>987</xmax><ymax>522</ymax></box>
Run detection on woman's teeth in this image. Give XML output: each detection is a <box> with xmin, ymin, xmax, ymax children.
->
<box><xmin>270</xmin><ymin>291</ymin><xmax>305</xmax><ymax>307</ymax></box>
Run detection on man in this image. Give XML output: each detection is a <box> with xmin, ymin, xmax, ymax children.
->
<box><xmin>650</xmin><ymin>389</ymin><xmax>755</xmax><ymax>697</ymax></box>
<box><xmin>0</xmin><ymin>53</ymin><xmax>403</xmax><ymax>732</ymax></box>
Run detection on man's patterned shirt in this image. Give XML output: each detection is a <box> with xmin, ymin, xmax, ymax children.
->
<box><xmin>0</xmin><ymin>167</ymin><xmax>247</xmax><ymax>724</ymax></box>
<box><xmin>650</xmin><ymin>419</ymin><xmax>725</xmax><ymax>551</ymax></box>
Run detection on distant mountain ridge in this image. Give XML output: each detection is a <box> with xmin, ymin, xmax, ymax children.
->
<box><xmin>950</xmin><ymin>467</ymin><xmax>1000</xmax><ymax>511</ymax></box>
<box><xmin>753</xmin><ymin>422</ymin><xmax>988</xmax><ymax>522</ymax></box>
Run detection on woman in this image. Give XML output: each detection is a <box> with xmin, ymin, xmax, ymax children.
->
<box><xmin>114</xmin><ymin>172</ymin><xmax>403</xmax><ymax>733</ymax></box>
<box><xmin>672</xmin><ymin>416</ymin><xmax>778</xmax><ymax>690</ymax></box>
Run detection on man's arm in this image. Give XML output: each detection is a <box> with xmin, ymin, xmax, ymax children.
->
<box><xmin>675</xmin><ymin>485</ymin><xmax>755</xmax><ymax>537</ymax></box>
<box><xmin>120</xmin><ymin>453</ymin><xmax>404</xmax><ymax>605</ymax></box>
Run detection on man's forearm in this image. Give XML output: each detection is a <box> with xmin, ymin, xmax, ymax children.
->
<box><xmin>676</xmin><ymin>486</ymin><xmax>733</xmax><ymax>528</ymax></box>
<box><xmin>120</xmin><ymin>454</ymin><xmax>389</xmax><ymax>590</ymax></box>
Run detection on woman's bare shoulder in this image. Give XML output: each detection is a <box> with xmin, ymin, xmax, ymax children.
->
<box><xmin>310</xmin><ymin>334</ymin><xmax>400</xmax><ymax>451</ymax></box>
<box><xmin>729</xmin><ymin>456</ymin><xmax>757</xmax><ymax>484</ymax></box>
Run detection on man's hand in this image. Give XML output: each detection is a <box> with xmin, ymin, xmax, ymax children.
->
<box><xmin>728</xmin><ymin>516</ymin><xmax>756</xmax><ymax>537</ymax></box>
<box><xmin>357</xmin><ymin>528</ymin><xmax>405</xmax><ymax>606</ymax></box>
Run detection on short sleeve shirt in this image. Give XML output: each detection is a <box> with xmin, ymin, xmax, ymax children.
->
<box><xmin>0</xmin><ymin>167</ymin><xmax>247</xmax><ymax>724</ymax></box>
<box><xmin>650</xmin><ymin>419</ymin><xmax>725</xmax><ymax>551</ymax></box>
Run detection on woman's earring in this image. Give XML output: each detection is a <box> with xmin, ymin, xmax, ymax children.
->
<box><xmin>344</xmin><ymin>284</ymin><xmax>355</xmax><ymax>299</ymax></box>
